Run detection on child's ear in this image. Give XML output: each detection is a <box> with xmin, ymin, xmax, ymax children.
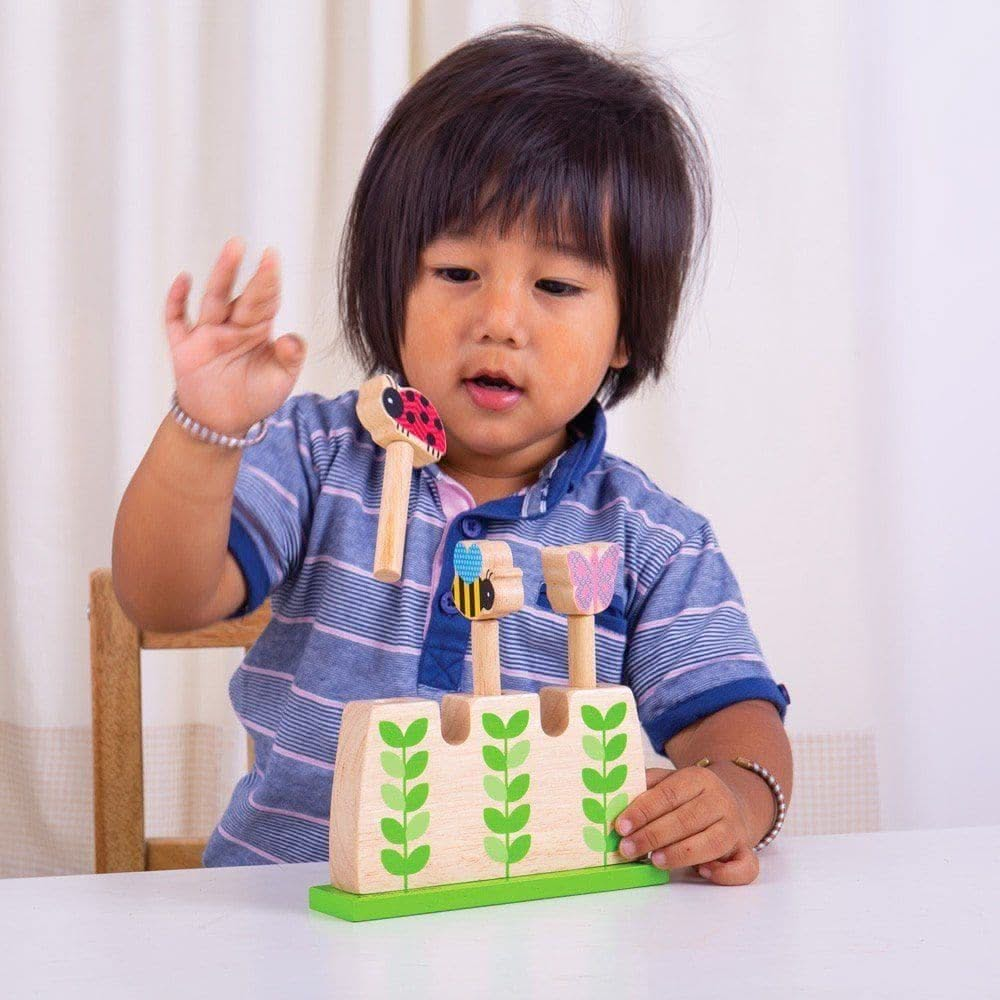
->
<box><xmin>610</xmin><ymin>335</ymin><xmax>629</xmax><ymax>370</ymax></box>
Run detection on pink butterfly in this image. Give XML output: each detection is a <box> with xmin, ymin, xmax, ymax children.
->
<box><xmin>567</xmin><ymin>544</ymin><xmax>619</xmax><ymax>614</ymax></box>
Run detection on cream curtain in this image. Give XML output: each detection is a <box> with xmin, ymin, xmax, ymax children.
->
<box><xmin>4</xmin><ymin>0</ymin><xmax>993</xmax><ymax>877</ymax></box>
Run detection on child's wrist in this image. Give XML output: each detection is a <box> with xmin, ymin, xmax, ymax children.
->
<box><xmin>706</xmin><ymin>760</ymin><xmax>777</xmax><ymax>847</ymax></box>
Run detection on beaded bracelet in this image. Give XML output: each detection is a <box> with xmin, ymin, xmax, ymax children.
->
<box><xmin>169</xmin><ymin>391</ymin><xmax>268</xmax><ymax>449</ymax></box>
<box><xmin>696</xmin><ymin>755</ymin><xmax>787</xmax><ymax>851</ymax></box>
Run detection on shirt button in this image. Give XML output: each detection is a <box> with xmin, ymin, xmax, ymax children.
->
<box><xmin>438</xmin><ymin>591</ymin><xmax>459</xmax><ymax>615</ymax></box>
<box><xmin>461</xmin><ymin>518</ymin><xmax>483</xmax><ymax>539</ymax></box>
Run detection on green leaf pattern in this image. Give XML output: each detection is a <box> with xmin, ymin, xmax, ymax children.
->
<box><xmin>378</xmin><ymin>716</ymin><xmax>431</xmax><ymax>890</ymax></box>
<box><xmin>481</xmin><ymin>710</ymin><xmax>533</xmax><ymax>878</ymax></box>
<box><xmin>580</xmin><ymin>701</ymin><xmax>629</xmax><ymax>866</ymax></box>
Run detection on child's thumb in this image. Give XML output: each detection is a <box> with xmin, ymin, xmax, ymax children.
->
<box><xmin>697</xmin><ymin>843</ymin><xmax>760</xmax><ymax>886</ymax></box>
<box><xmin>274</xmin><ymin>333</ymin><xmax>307</xmax><ymax>373</ymax></box>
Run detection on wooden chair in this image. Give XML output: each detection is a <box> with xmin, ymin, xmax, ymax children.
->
<box><xmin>88</xmin><ymin>569</ymin><xmax>270</xmax><ymax>873</ymax></box>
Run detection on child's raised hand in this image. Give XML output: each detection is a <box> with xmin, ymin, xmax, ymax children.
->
<box><xmin>614</xmin><ymin>766</ymin><xmax>760</xmax><ymax>885</ymax></box>
<box><xmin>165</xmin><ymin>237</ymin><xmax>307</xmax><ymax>436</ymax></box>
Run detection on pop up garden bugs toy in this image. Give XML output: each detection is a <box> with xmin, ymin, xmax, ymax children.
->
<box><xmin>356</xmin><ymin>374</ymin><xmax>446</xmax><ymax>582</ymax></box>
<box><xmin>308</xmin><ymin>432</ymin><xmax>670</xmax><ymax>921</ymax></box>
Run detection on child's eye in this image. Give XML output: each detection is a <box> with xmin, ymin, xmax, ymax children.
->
<box><xmin>434</xmin><ymin>269</ymin><xmax>581</xmax><ymax>297</ymax></box>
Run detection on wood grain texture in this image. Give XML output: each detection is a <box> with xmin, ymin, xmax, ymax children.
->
<box><xmin>89</xmin><ymin>568</ymin><xmax>268</xmax><ymax>873</ymax></box>
<box><xmin>145</xmin><ymin>837</ymin><xmax>207</xmax><ymax>871</ymax></box>
<box><xmin>328</xmin><ymin>685</ymin><xmax>646</xmax><ymax>894</ymax></box>
<box><xmin>90</xmin><ymin>569</ymin><xmax>146</xmax><ymax>873</ymax></box>
<box><xmin>567</xmin><ymin>615</ymin><xmax>596</xmax><ymax>688</ymax></box>
<box><xmin>373</xmin><ymin>440</ymin><xmax>412</xmax><ymax>582</ymax></box>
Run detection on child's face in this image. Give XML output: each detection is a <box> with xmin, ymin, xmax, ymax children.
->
<box><xmin>400</xmin><ymin>217</ymin><xmax>626</xmax><ymax>478</ymax></box>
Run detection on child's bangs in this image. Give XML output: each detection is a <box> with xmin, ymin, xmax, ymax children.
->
<box><xmin>427</xmin><ymin>146</ymin><xmax>616</xmax><ymax>273</ymax></box>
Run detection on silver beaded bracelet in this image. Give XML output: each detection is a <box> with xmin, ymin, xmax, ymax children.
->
<box><xmin>169</xmin><ymin>391</ymin><xmax>269</xmax><ymax>449</ymax></box>
<box><xmin>697</xmin><ymin>755</ymin><xmax>787</xmax><ymax>851</ymax></box>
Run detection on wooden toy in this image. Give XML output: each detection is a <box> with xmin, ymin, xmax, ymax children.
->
<box><xmin>452</xmin><ymin>540</ymin><xmax>524</xmax><ymax>695</ymax></box>
<box><xmin>541</xmin><ymin>542</ymin><xmax>620</xmax><ymax>688</ymax></box>
<box><xmin>309</xmin><ymin>538</ymin><xmax>668</xmax><ymax>921</ymax></box>
<box><xmin>356</xmin><ymin>374</ymin><xmax>446</xmax><ymax>582</ymax></box>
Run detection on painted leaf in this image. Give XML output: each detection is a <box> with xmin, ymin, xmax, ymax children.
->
<box><xmin>405</xmin><ymin>782</ymin><xmax>429</xmax><ymax>811</ymax></box>
<box><xmin>405</xmin><ymin>843</ymin><xmax>430</xmax><ymax>876</ymax></box>
<box><xmin>606</xmin><ymin>792</ymin><xmax>629</xmax><ymax>824</ymax></box>
<box><xmin>381</xmin><ymin>848</ymin><xmax>407</xmax><ymax>876</ymax></box>
<box><xmin>481</xmin><ymin>712</ymin><xmax>506</xmax><ymax>740</ymax></box>
<box><xmin>507</xmin><ymin>772</ymin><xmax>530</xmax><ymax>802</ymax></box>
<box><xmin>381</xmin><ymin>783</ymin><xmax>405</xmax><ymax>811</ymax></box>
<box><xmin>604</xmin><ymin>701</ymin><xmax>627</xmax><ymax>730</ymax></box>
<box><xmin>484</xmin><ymin>836</ymin><xmax>508</xmax><ymax>864</ymax></box>
<box><xmin>508</xmin><ymin>834</ymin><xmax>531</xmax><ymax>865</ymax></box>
<box><xmin>483</xmin><ymin>774</ymin><xmax>507</xmax><ymax>802</ymax></box>
<box><xmin>507</xmin><ymin>740</ymin><xmax>530</xmax><ymax>769</ymax></box>
<box><xmin>483</xmin><ymin>807</ymin><xmax>508</xmax><ymax>834</ymax></box>
<box><xmin>582</xmin><ymin>767</ymin><xmax>606</xmax><ymax>794</ymax></box>
<box><xmin>506</xmin><ymin>803</ymin><xmax>531</xmax><ymax>834</ymax></box>
<box><xmin>405</xmin><ymin>750</ymin><xmax>428</xmax><ymax>780</ymax></box>
<box><xmin>379</xmin><ymin>720</ymin><xmax>406</xmax><ymax>749</ymax></box>
<box><xmin>504</xmin><ymin>709</ymin><xmax>530</xmax><ymax>739</ymax></box>
<box><xmin>604</xmin><ymin>764</ymin><xmax>628</xmax><ymax>794</ymax></box>
<box><xmin>605</xmin><ymin>732</ymin><xmax>628</xmax><ymax>762</ymax></box>
<box><xmin>583</xmin><ymin>826</ymin><xmax>607</xmax><ymax>853</ymax></box>
<box><xmin>404</xmin><ymin>717</ymin><xmax>428</xmax><ymax>748</ymax></box>
<box><xmin>380</xmin><ymin>751</ymin><xmax>404</xmax><ymax>778</ymax></box>
<box><xmin>581</xmin><ymin>704</ymin><xmax>605</xmax><ymax>731</ymax></box>
<box><xmin>582</xmin><ymin>797</ymin><xmax>606</xmax><ymax>824</ymax></box>
<box><xmin>380</xmin><ymin>817</ymin><xmax>405</xmax><ymax>845</ymax></box>
<box><xmin>406</xmin><ymin>811</ymin><xmax>430</xmax><ymax>841</ymax></box>
<box><xmin>482</xmin><ymin>745</ymin><xmax>507</xmax><ymax>771</ymax></box>
<box><xmin>606</xmin><ymin>829</ymin><xmax>622</xmax><ymax>852</ymax></box>
<box><xmin>582</xmin><ymin>735</ymin><xmax>605</xmax><ymax>762</ymax></box>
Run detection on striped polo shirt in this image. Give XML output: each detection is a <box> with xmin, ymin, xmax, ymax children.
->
<box><xmin>202</xmin><ymin>389</ymin><xmax>790</xmax><ymax>866</ymax></box>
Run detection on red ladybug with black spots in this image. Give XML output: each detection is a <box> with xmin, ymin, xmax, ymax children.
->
<box><xmin>380</xmin><ymin>378</ymin><xmax>446</xmax><ymax>460</ymax></box>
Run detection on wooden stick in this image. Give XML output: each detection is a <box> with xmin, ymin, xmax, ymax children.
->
<box><xmin>451</xmin><ymin>540</ymin><xmax>523</xmax><ymax>694</ymax></box>
<box><xmin>356</xmin><ymin>374</ymin><xmax>446</xmax><ymax>583</ymax></box>
<box><xmin>373</xmin><ymin>441</ymin><xmax>413</xmax><ymax>582</ymax></box>
<box><xmin>541</xmin><ymin>542</ymin><xmax>620</xmax><ymax>690</ymax></box>
<box><xmin>567</xmin><ymin>615</ymin><xmax>596</xmax><ymax>688</ymax></box>
<box><xmin>471</xmin><ymin>619</ymin><xmax>501</xmax><ymax>695</ymax></box>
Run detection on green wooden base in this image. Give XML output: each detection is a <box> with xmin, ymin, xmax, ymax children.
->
<box><xmin>309</xmin><ymin>861</ymin><xmax>669</xmax><ymax>922</ymax></box>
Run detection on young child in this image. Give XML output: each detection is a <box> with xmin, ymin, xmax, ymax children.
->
<box><xmin>113</xmin><ymin>25</ymin><xmax>792</xmax><ymax>886</ymax></box>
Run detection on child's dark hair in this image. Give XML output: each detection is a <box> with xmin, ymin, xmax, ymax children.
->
<box><xmin>338</xmin><ymin>24</ymin><xmax>711</xmax><ymax>408</ymax></box>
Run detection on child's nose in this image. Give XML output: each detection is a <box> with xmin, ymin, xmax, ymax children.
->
<box><xmin>473</xmin><ymin>287</ymin><xmax>530</xmax><ymax>348</ymax></box>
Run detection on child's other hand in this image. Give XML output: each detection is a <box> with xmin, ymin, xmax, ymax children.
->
<box><xmin>165</xmin><ymin>237</ymin><xmax>307</xmax><ymax>436</ymax></box>
<box><xmin>614</xmin><ymin>766</ymin><xmax>759</xmax><ymax>885</ymax></box>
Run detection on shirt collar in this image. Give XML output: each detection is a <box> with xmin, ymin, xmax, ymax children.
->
<box><xmin>425</xmin><ymin>397</ymin><xmax>607</xmax><ymax>521</ymax></box>
<box><xmin>519</xmin><ymin>397</ymin><xmax>606</xmax><ymax>517</ymax></box>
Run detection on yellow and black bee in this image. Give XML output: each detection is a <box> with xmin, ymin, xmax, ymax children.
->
<box><xmin>452</xmin><ymin>570</ymin><xmax>495</xmax><ymax>619</ymax></box>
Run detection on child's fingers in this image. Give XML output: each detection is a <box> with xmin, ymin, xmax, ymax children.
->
<box><xmin>617</xmin><ymin>792</ymin><xmax>723</xmax><ymax>860</ymax></box>
<box><xmin>616</xmin><ymin>767</ymin><xmax>702</xmax><ymax>838</ymax></box>
<box><xmin>165</xmin><ymin>272</ymin><xmax>192</xmax><ymax>349</ymax></box>
<box><xmin>229</xmin><ymin>247</ymin><xmax>281</xmax><ymax>329</ymax></box>
<box><xmin>197</xmin><ymin>237</ymin><xmax>245</xmax><ymax>328</ymax></box>
<box><xmin>694</xmin><ymin>843</ymin><xmax>760</xmax><ymax>886</ymax></box>
<box><xmin>272</xmin><ymin>332</ymin><xmax>306</xmax><ymax>374</ymax></box>
<box><xmin>643</xmin><ymin>817</ymin><xmax>734</xmax><ymax>872</ymax></box>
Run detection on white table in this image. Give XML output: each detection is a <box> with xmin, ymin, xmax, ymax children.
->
<box><xmin>3</xmin><ymin>826</ymin><xmax>996</xmax><ymax>998</ymax></box>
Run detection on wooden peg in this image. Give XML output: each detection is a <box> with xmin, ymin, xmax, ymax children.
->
<box><xmin>356</xmin><ymin>374</ymin><xmax>446</xmax><ymax>582</ymax></box>
<box><xmin>541</xmin><ymin>542</ymin><xmax>620</xmax><ymax>688</ymax></box>
<box><xmin>451</xmin><ymin>541</ymin><xmax>523</xmax><ymax>695</ymax></box>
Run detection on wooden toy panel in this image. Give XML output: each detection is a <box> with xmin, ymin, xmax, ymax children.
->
<box><xmin>329</xmin><ymin>685</ymin><xmax>646</xmax><ymax>895</ymax></box>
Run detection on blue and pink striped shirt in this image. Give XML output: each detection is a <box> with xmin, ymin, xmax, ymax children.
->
<box><xmin>202</xmin><ymin>389</ymin><xmax>790</xmax><ymax>866</ymax></box>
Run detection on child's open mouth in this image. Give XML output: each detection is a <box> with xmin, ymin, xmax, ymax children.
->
<box><xmin>463</xmin><ymin>371</ymin><xmax>524</xmax><ymax>412</ymax></box>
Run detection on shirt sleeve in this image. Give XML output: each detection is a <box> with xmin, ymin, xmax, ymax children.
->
<box><xmin>224</xmin><ymin>393</ymin><xmax>340</xmax><ymax>617</ymax></box>
<box><xmin>623</xmin><ymin>517</ymin><xmax>790</xmax><ymax>753</ymax></box>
